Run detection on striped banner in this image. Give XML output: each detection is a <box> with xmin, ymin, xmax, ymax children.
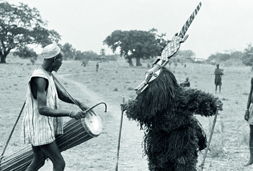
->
<box><xmin>179</xmin><ymin>2</ymin><xmax>202</xmax><ymax>38</ymax></box>
<box><xmin>160</xmin><ymin>2</ymin><xmax>202</xmax><ymax>61</ymax></box>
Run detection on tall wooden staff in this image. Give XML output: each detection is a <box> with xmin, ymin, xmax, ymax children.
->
<box><xmin>199</xmin><ymin>111</ymin><xmax>219</xmax><ymax>171</ymax></box>
<box><xmin>0</xmin><ymin>102</ymin><xmax>26</xmax><ymax>165</ymax></box>
<box><xmin>115</xmin><ymin>97</ymin><xmax>125</xmax><ymax>171</ymax></box>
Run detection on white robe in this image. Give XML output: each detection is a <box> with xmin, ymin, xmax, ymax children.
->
<box><xmin>22</xmin><ymin>67</ymin><xmax>63</xmax><ymax>146</ymax></box>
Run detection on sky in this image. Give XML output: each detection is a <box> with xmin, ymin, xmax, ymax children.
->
<box><xmin>6</xmin><ymin>0</ymin><xmax>253</xmax><ymax>59</ymax></box>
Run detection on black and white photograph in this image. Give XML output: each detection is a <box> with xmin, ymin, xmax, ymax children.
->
<box><xmin>0</xmin><ymin>0</ymin><xmax>253</xmax><ymax>170</ymax></box>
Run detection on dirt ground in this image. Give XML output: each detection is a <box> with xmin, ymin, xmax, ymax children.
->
<box><xmin>0</xmin><ymin>57</ymin><xmax>253</xmax><ymax>171</ymax></box>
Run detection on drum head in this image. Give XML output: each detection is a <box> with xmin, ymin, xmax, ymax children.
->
<box><xmin>82</xmin><ymin>113</ymin><xmax>103</xmax><ymax>136</ymax></box>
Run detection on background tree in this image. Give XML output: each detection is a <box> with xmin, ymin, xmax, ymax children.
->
<box><xmin>174</xmin><ymin>50</ymin><xmax>195</xmax><ymax>63</ymax></box>
<box><xmin>104</xmin><ymin>29</ymin><xmax>168</xmax><ymax>66</ymax></box>
<box><xmin>60</xmin><ymin>43</ymin><xmax>76</xmax><ymax>59</ymax></box>
<box><xmin>13</xmin><ymin>46</ymin><xmax>37</xmax><ymax>58</ymax></box>
<box><xmin>242</xmin><ymin>44</ymin><xmax>253</xmax><ymax>68</ymax></box>
<box><xmin>206</xmin><ymin>50</ymin><xmax>244</xmax><ymax>66</ymax></box>
<box><xmin>207</xmin><ymin>53</ymin><xmax>230</xmax><ymax>63</ymax></box>
<box><xmin>60</xmin><ymin>42</ymin><xmax>103</xmax><ymax>61</ymax></box>
<box><xmin>0</xmin><ymin>2</ymin><xmax>60</xmax><ymax>63</ymax></box>
<box><xmin>74</xmin><ymin>50</ymin><xmax>84</xmax><ymax>60</ymax></box>
<box><xmin>81</xmin><ymin>51</ymin><xmax>100</xmax><ymax>60</ymax></box>
<box><xmin>100</xmin><ymin>48</ymin><xmax>105</xmax><ymax>56</ymax></box>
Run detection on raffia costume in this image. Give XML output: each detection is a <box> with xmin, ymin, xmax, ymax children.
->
<box><xmin>124</xmin><ymin>68</ymin><xmax>220</xmax><ymax>171</ymax></box>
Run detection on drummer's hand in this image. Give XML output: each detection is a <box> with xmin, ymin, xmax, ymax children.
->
<box><xmin>69</xmin><ymin>111</ymin><xmax>86</xmax><ymax>120</ymax></box>
<box><xmin>245</xmin><ymin>109</ymin><xmax>250</xmax><ymax>121</ymax></box>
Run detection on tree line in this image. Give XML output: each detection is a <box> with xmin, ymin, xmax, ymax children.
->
<box><xmin>0</xmin><ymin>2</ymin><xmax>112</xmax><ymax>63</ymax></box>
<box><xmin>1</xmin><ymin>2</ymin><xmax>197</xmax><ymax>66</ymax></box>
<box><xmin>0</xmin><ymin>2</ymin><xmax>59</xmax><ymax>63</ymax></box>
<box><xmin>206</xmin><ymin>44</ymin><xmax>253</xmax><ymax>67</ymax></box>
<box><xmin>1</xmin><ymin>2</ymin><xmax>220</xmax><ymax>67</ymax></box>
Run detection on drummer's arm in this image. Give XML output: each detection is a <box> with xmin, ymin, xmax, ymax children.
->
<box><xmin>244</xmin><ymin>78</ymin><xmax>253</xmax><ymax>121</ymax></box>
<box><xmin>36</xmin><ymin>78</ymin><xmax>85</xmax><ymax>119</ymax></box>
<box><xmin>32</xmin><ymin>77</ymin><xmax>72</xmax><ymax>117</ymax></box>
<box><xmin>54</xmin><ymin>80</ymin><xmax>89</xmax><ymax>111</ymax></box>
<box><xmin>54</xmin><ymin>80</ymin><xmax>75</xmax><ymax>104</ymax></box>
<box><xmin>246</xmin><ymin>78</ymin><xmax>253</xmax><ymax>110</ymax></box>
<box><xmin>31</xmin><ymin>77</ymin><xmax>85</xmax><ymax>119</ymax></box>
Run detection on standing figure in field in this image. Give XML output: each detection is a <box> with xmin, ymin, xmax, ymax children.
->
<box><xmin>244</xmin><ymin>78</ymin><xmax>253</xmax><ymax>166</ymax></box>
<box><xmin>81</xmin><ymin>60</ymin><xmax>88</xmax><ymax>67</ymax></box>
<box><xmin>122</xmin><ymin>68</ymin><xmax>222</xmax><ymax>171</ymax></box>
<box><xmin>22</xmin><ymin>43</ymin><xmax>89</xmax><ymax>171</ymax></box>
<box><xmin>214</xmin><ymin>64</ymin><xmax>224</xmax><ymax>93</ymax></box>
<box><xmin>96</xmin><ymin>62</ymin><xmax>99</xmax><ymax>72</ymax></box>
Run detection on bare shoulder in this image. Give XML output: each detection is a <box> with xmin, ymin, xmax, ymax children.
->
<box><xmin>31</xmin><ymin>77</ymin><xmax>48</xmax><ymax>92</ymax></box>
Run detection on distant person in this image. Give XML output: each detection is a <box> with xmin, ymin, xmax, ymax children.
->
<box><xmin>214</xmin><ymin>64</ymin><xmax>223</xmax><ymax>93</ymax></box>
<box><xmin>81</xmin><ymin>60</ymin><xmax>88</xmax><ymax>67</ymax></box>
<box><xmin>81</xmin><ymin>61</ymin><xmax>86</xmax><ymax>67</ymax></box>
<box><xmin>96</xmin><ymin>62</ymin><xmax>99</xmax><ymax>72</ymax></box>
<box><xmin>30</xmin><ymin>56</ymin><xmax>36</xmax><ymax>65</ymax></box>
<box><xmin>245</xmin><ymin>78</ymin><xmax>253</xmax><ymax>166</ymax></box>
<box><xmin>180</xmin><ymin>77</ymin><xmax>190</xmax><ymax>87</ymax></box>
<box><xmin>22</xmin><ymin>43</ymin><xmax>88</xmax><ymax>171</ymax></box>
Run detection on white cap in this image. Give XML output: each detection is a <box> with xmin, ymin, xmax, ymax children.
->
<box><xmin>41</xmin><ymin>43</ymin><xmax>61</xmax><ymax>59</ymax></box>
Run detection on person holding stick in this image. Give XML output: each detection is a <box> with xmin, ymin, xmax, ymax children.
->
<box><xmin>22</xmin><ymin>43</ymin><xmax>89</xmax><ymax>171</ymax></box>
<box><xmin>214</xmin><ymin>64</ymin><xmax>224</xmax><ymax>93</ymax></box>
<box><xmin>245</xmin><ymin>78</ymin><xmax>253</xmax><ymax>166</ymax></box>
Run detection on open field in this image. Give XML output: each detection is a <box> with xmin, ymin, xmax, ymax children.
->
<box><xmin>0</xmin><ymin>57</ymin><xmax>253</xmax><ymax>171</ymax></box>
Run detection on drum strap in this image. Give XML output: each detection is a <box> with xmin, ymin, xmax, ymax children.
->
<box><xmin>52</xmin><ymin>73</ymin><xmax>81</xmax><ymax>108</ymax></box>
<box><xmin>52</xmin><ymin>74</ymin><xmax>107</xmax><ymax>115</ymax></box>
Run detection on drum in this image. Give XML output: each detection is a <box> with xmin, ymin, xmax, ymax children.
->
<box><xmin>0</xmin><ymin>113</ymin><xmax>103</xmax><ymax>171</ymax></box>
<box><xmin>56</xmin><ymin>113</ymin><xmax>103</xmax><ymax>151</ymax></box>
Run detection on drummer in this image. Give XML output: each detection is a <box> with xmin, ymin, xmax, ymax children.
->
<box><xmin>22</xmin><ymin>43</ymin><xmax>89</xmax><ymax>171</ymax></box>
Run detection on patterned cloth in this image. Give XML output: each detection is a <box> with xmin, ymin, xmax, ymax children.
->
<box><xmin>22</xmin><ymin>67</ymin><xmax>63</xmax><ymax>146</ymax></box>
